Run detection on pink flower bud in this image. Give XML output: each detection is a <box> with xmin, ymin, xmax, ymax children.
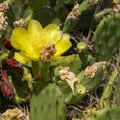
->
<box><xmin>38</xmin><ymin>72</ymin><xmax>42</xmax><ymax>79</ymax></box>
<box><xmin>26</xmin><ymin>96</ymin><xmax>31</xmax><ymax>103</ymax></box>
<box><xmin>6</xmin><ymin>58</ymin><xmax>22</xmax><ymax>69</ymax></box>
<box><xmin>28</xmin><ymin>88</ymin><xmax>33</xmax><ymax>94</ymax></box>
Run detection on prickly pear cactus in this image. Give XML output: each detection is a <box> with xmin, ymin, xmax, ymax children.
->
<box><xmin>77</xmin><ymin>42</ymin><xmax>88</xmax><ymax>69</ymax></box>
<box><xmin>79</xmin><ymin>105</ymin><xmax>120</xmax><ymax>120</ymax></box>
<box><xmin>91</xmin><ymin>106</ymin><xmax>120</xmax><ymax>120</ymax></box>
<box><xmin>52</xmin><ymin>54</ymin><xmax>82</xmax><ymax>75</ymax></box>
<box><xmin>30</xmin><ymin>83</ymin><xmax>66</xmax><ymax>120</ymax></box>
<box><xmin>93</xmin><ymin>13</ymin><xmax>120</xmax><ymax>61</ymax></box>
<box><xmin>113</xmin><ymin>75</ymin><xmax>120</xmax><ymax>104</ymax></box>
<box><xmin>58</xmin><ymin>62</ymin><xmax>106</xmax><ymax>104</ymax></box>
<box><xmin>63</xmin><ymin>0</ymin><xmax>98</xmax><ymax>32</ymax></box>
<box><xmin>7</xmin><ymin>66</ymin><xmax>33</xmax><ymax>103</ymax></box>
<box><xmin>99</xmin><ymin>69</ymin><xmax>118</xmax><ymax>107</ymax></box>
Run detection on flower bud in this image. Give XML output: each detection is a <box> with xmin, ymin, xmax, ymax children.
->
<box><xmin>26</xmin><ymin>96</ymin><xmax>31</xmax><ymax>103</ymax></box>
<box><xmin>6</xmin><ymin>58</ymin><xmax>22</xmax><ymax>69</ymax></box>
<box><xmin>3</xmin><ymin>36</ymin><xmax>14</xmax><ymax>51</ymax></box>
<box><xmin>38</xmin><ymin>72</ymin><xmax>42</xmax><ymax>79</ymax></box>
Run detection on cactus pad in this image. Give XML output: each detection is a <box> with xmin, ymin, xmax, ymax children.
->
<box><xmin>52</xmin><ymin>54</ymin><xmax>82</xmax><ymax>75</ymax></box>
<box><xmin>93</xmin><ymin>13</ymin><xmax>120</xmax><ymax>61</ymax></box>
<box><xmin>30</xmin><ymin>83</ymin><xmax>66</xmax><ymax>120</ymax></box>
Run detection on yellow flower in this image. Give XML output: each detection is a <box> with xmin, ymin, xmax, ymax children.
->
<box><xmin>10</xmin><ymin>19</ymin><xmax>72</xmax><ymax>64</ymax></box>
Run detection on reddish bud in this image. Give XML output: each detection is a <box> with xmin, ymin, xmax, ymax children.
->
<box><xmin>1</xmin><ymin>70</ymin><xmax>14</xmax><ymax>97</ymax></box>
<box><xmin>26</xmin><ymin>96</ymin><xmax>31</xmax><ymax>103</ymax></box>
<box><xmin>3</xmin><ymin>36</ymin><xmax>14</xmax><ymax>51</ymax></box>
<box><xmin>38</xmin><ymin>72</ymin><xmax>42</xmax><ymax>79</ymax></box>
<box><xmin>6</xmin><ymin>58</ymin><xmax>22</xmax><ymax>69</ymax></box>
<box><xmin>28</xmin><ymin>88</ymin><xmax>33</xmax><ymax>94</ymax></box>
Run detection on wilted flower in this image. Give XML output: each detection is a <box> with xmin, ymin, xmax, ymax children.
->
<box><xmin>0</xmin><ymin>1</ymin><xmax>9</xmax><ymax>12</ymax></box>
<box><xmin>0</xmin><ymin>107</ymin><xmax>29</xmax><ymax>120</ymax></box>
<box><xmin>59</xmin><ymin>67</ymin><xmax>78</xmax><ymax>94</ymax></box>
<box><xmin>0</xmin><ymin>12</ymin><xmax>8</xmax><ymax>30</ymax></box>
<box><xmin>13</xmin><ymin>18</ymin><xmax>25</xmax><ymax>28</ymax></box>
<box><xmin>10</xmin><ymin>19</ymin><xmax>72</xmax><ymax>63</ymax></box>
<box><xmin>67</xmin><ymin>3</ymin><xmax>81</xmax><ymax>20</ymax></box>
<box><xmin>84</xmin><ymin>62</ymin><xmax>106</xmax><ymax>78</ymax></box>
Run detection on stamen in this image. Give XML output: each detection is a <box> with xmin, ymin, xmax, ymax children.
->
<box><xmin>40</xmin><ymin>43</ymin><xmax>56</xmax><ymax>62</ymax></box>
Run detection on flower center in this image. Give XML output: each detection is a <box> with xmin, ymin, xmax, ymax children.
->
<box><xmin>40</xmin><ymin>43</ymin><xmax>56</xmax><ymax>62</ymax></box>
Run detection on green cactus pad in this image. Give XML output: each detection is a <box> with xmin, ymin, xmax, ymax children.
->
<box><xmin>52</xmin><ymin>54</ymin><xmax>82</xmax><ymax>75</ymax></box>
<box><xmin>58</xmin><ymin>62</ymin><xmax>105</xmax><ymax>104</ymax></box>
<box><xmin>30</xmin><ymin>83</ymin><xmax>66</xmax><ymax>120</ymax></box>
<box><xmin>93</xmin><ymin>13</ymin><xmax>120</xmax><ymax>61</ymax></box>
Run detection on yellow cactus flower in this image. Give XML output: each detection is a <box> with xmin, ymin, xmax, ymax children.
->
<box><xmin>10</xmin><ymin>19</ymin><xmax>72</xmax><ymax>63</ymax></box>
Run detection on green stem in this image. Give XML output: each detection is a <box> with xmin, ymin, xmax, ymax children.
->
<box><xmin>99</xmin><ymin>69</ymin><xmax>118</xmax><ymax>107</ymax></box>
<box><xmin>41</xmin><ymin>62</ymin><xmax>51</xmax><ymax>82</ymax></box>
<box><xmin>79</xmin><ymin>0</ymin><xmax>96</xmax><ymax>13</ymax></box>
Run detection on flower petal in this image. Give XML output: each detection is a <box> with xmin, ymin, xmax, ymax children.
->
<box><xmin>54</xmin><ymin>34</ymin><xmax>72</xmax><ymax>57</ymax></box>
<box><xmin>14</xmin><ymin>52</ymin><xmax>30</xmax><ymax>64</ymax></box>
<box><xmin>10</xmin><ymin>27</ymin><xmax>29</xmax><ymax>50</ymax></box>
<box><xmin>43</xmin><ymin>24</ymin><xmax>63</xmax><ymax>44</ymax></box>
<box><xmin>11</xmin><ymin>27</ymin><xmax>39</xmax><ymax>59</ymax></box>
<box><xmin>27</xmin><ymin>19</ymin><xmax>45</xmax><ymax>52</ymax></box>
<box><xmin>27</xmin><ymin>19</ymin><xmax>42</xmax><ymax>42</ymax></box>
